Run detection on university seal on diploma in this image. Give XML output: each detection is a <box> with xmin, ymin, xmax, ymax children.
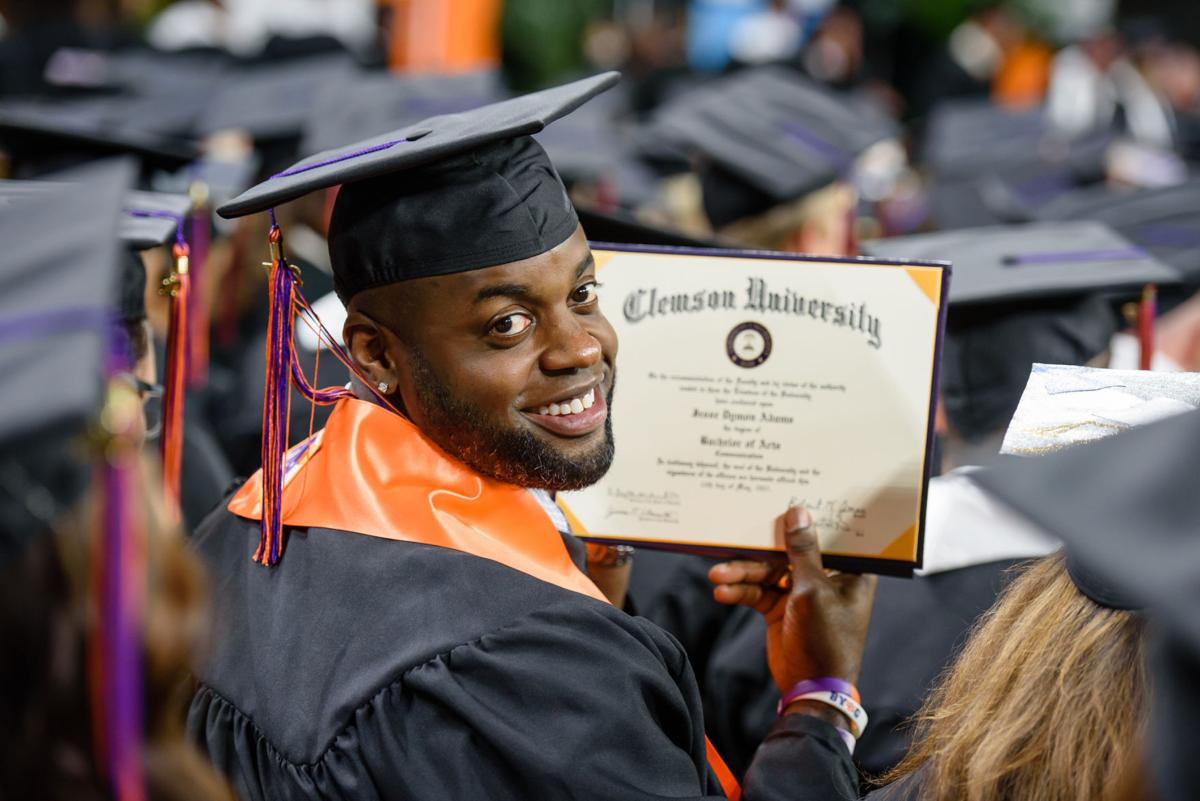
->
<box><xmin>559</xmin><ymin>244</ymin><xmax>950</xmax><ymax>575</ymax></box>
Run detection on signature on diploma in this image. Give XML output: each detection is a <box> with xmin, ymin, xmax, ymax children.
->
<box><xmin>606</xmin><ymin>488</ymin><xmax>682</xmax><ymax>525</ymax></box>
<box><xmin>606</xmin><ymin>506</ymin><xmax>680</xmax><ymax>524</ymax></box>
<box><xmin>791</xmin><ymin>497</ymin><xmax>868</xmax><ymax>536</ymax></box>
<box><xmin>607</xmin><ymin>488</ymin><xmax>682</xmax><ymax>506</ymax></box>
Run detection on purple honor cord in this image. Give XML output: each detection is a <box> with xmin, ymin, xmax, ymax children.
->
<box><xmin>271</xmin><ymin>138</ymin><xmax>408</xmax><ymax>179</ymax></box>
<box><xmin>1003</xmin><ymin>247</ymin><xmax>1149</xmax><ymax>266</ymax></box>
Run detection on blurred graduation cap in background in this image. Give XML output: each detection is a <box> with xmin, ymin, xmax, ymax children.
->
<box><xmin>300</xmin><ymin>69</ymin><xmax>503</xmax><ymax>157</ymax></box>
<box><xmin>0</xmin><ymin>157</ymin><xmax>157</xmax><ymax>801</ymax></box>
<box><xmin>1036</xmin><ymin>181</ymin><xmax>1200</xmax><ymax>290</ymax></box>
<box><xmin>973</xmin><ymin>407</ymin><xmax>1200</xmax><ymax>801</ymax></box>
<box><xmin>198</xmin><ymin>52</ymin><xmax>365</xmax><ymax>172</ymax></box>
<box><xmin>920</xmin><ymin>99</ymin><xmax>1113</xmax><ymax>230</ymax></box>
<box><xmin>0</xmin><ymin>161</ymin><xmax>131</xmax><ymax>551</ymax></box>
<box><xmin>0</xmin><ymin>97</ymin><xmax>200</xmax><ymax>177</ymax></box>
<box><xmin>864</xmin><ymin>222</ymin><xmax>1180</xmax><ymax>442</ymax></box>
<box><xmin>120</xmin><ymin>189</ymin><xmax>192</xmax><ymax>251</ymax></box>
<box><xmin>649</xmin><ymin>66</ymin><xmax>898</xmax><ymax>231</ymax></box>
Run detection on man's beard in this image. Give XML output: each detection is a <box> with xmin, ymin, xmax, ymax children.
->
<box><xmin>406</xmin><ymin>349</ymin><xmax>615</xmax><ymax>491</ymax></box>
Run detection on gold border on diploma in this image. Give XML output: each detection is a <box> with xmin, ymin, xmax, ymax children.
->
<box><xmin>558</xmin><ymin>244</ymin><xmax>950</xmax><ymax>576</ymax></box>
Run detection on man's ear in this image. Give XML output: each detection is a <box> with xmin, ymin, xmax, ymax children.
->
<box><xmin>343</xmin><ymin>311</ymin><xmax>400</xmax><ymax>394</ymax></box>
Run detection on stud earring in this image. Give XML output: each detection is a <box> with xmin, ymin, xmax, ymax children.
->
<box><xmin>377</xmin><ymin>382</ymin><xmax>389</xmax><ymax>392</ymax></box>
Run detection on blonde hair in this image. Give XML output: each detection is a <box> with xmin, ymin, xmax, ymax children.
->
<box><xmin>717</xmin><ymin>181</ymin><xmax>856</xmax><ymax>252</ymax></box>
<box><xmin>883</xmin><ymin>554</ymin><xmax>1147</xmax><ymax>801</ymax></box>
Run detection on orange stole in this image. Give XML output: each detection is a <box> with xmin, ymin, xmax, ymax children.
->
<box><xmin>228</xmin><ymin>397</ymin><xmax>606</xmax><ymax>602</ymax></box>
<box><xmin>228</xmin><ymin>397</ymin><xmax>741</xmax><ymax>799</ymax></box>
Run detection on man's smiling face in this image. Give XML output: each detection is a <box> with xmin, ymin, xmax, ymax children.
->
<box><xmin>344</xmin><ymin>225</ymin><xmax>618</xmax><ymax>490</ymax></box>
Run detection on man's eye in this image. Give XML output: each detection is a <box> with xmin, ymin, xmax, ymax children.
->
<box><xmin>572</xmin><ymin>281</ymin><xmax>601</xmax><ymax>304</ymax></box>
<box><xmin>490</xmin><ymin>313</ymin><xmax>533</xmax><ymax>337</ymax></box>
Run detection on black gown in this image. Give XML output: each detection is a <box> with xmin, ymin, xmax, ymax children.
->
<box><xmin>186</xmin><ymin>508</ymin><xmax>858</xmax><ymax>801</ymax></box>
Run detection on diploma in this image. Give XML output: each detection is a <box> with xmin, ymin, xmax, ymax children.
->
<box><xmin>559</xmin><ymin>245</ymin><xmax>949</xmax><ymax>575</ymax></box>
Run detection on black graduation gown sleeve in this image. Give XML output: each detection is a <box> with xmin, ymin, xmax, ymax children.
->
<box><xmin>743</xmin><ymin>715</ymin><xmax>860</xmax><ymax>801</ymax></box>
<box><xmin>703</xmin><ymin>559</ymin><xmax>1023</xmax><ymax>781</ymax></box>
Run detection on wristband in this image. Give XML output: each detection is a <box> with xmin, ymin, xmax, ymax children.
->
<box><xmin>836</xmin><ymin>727</ymin><xmax>857</xmax><ymax>756</ymax></box>
<box><xmin>790</xmin><ymin>691</ymin><xmax>868</xmax><ymax>739</ymax></box>
<box><xmin>777</xmin><ymin>678</ymin><xmax>860</xmax><ymax>715</ymax></box>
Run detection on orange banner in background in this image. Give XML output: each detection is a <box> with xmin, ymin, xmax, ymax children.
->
<box><xmin>381</xmin><ymin>0</ymin><xmax>502</xmax><ymax>73</ymax></box>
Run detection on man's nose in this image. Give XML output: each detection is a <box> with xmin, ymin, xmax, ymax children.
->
<box><xmin>540</xmin><ymin>313</ymin><xmax>603</xmax><ymax>373</ymax></box>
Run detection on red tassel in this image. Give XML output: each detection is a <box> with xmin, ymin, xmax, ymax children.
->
<box><xmin>160</xmin><ymin>242</ymin><xmax>190</xmax><ymax>519</ymax></box>
<box><xmin>186</xmin><ymin>188</ymin><xmax>210</xmax><ymax>389</ymax></box>
<box><xmin>1138</xmin><ymin>284</ymin><xmax>1157</xmax><ymax>371</ymax></box>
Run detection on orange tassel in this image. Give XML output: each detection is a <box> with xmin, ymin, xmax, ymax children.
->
<box><xmin>159</xmin><ymin>242</ymin><xmax>190</xmax><ymax>519</ymax></box>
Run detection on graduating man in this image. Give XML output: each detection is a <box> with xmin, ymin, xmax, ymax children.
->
<box><xmin>187</xmin><ymin>74</ymin><xmax>875</xmax><ymax>800</ymax></box>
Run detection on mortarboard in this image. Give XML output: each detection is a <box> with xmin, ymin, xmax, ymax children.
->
<box><xmin>119</xmin><ymin>190</ymin><xmax>193</xmax><ymax>516</ymax></box>
<box><xmin>213</xmin><ymin>72</ymin><xmax>621</xmax><ymax>566</ymax></box>
<box><xmin>0</xmin><ymin>157</ymin><xmax>151</xmax><ymax>801</ymax></box>
<box><xmin>921</xmin><ymin>99</ymin><xmax>1112</xmax><ymax>182</ymax></box>
<box><xmin>920</xmin><ymin>100</ymin><xmax>1114</xmax><ymax>231</ymax></box>
<box><xmin>973</xmin><ymin>408</ymin><xmax>1200</xmax><ymax>801</ymax></box>
<box><xmin>198</xmin><ymin>53</ymin><xmax>365</xmax><ymax>172</ymax></box>
<box><xmin>300</xmin><ymin>70</ymin><xmax>503</xmax><ymax>158</ymax></box>
<box><xmin>863</xmin><ymin>222</ymin><xmax>1181</xmax><ymax>439</ymax></box>
<box><xmin>120</xmin><ymin>189</ymin><xmax>192</xmax><ymax>251</ymax></box>
<box><xmin>2</xmin><ymin>171</ymin><xmax>195</xmax><ymax>514</ymax></box>
<box><xmin>1037</xmin><ymin>180</ymin><xmax>1200</xmax><ymax>286</ymax></box>
<box><xmin>863</xmin><ymin>221</ymin><xmax>1180</xmax><ymax>307</ymax></box>
<box><xmin>648</xmin><ymin>66</ymin><xmax>898</xmax><ymax>228</ymax></box>
<box><xmin>0</xmin><ymin>97</ymin><xmax>200</xmax><ymax>177</ymax></box>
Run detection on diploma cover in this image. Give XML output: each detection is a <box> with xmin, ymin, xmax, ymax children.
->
<box><xmin>559</xmin><ymin>244</ymin><xmax>950</xmax><ymax>576</ymax></box>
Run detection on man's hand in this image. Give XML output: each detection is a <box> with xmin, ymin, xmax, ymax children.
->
<box><xmin>708</xmin><ymin>506</ymin><xmax>876</xmax><ymax>692</ymax></box>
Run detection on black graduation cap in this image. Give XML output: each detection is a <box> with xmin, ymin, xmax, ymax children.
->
<box><xmin>0</xmin><ymin>178</ymin><xmax>185</xmax><ymax>324</ymax></box>
<box><xmin>864</xmin><ymin>221</ymin><xmax>1180</xmax><ymax>306</ymax></box>
<box><xmin>218</xmin><ymin>71</ymin><xmax>619</xmax><ymax>219</ymax></box>
<box><xmin>1037</xmin><ymin>180</ymin><xmax>1200</xmax><ymax>284</ymax></box>
<box><xmin>198</xmin><ymin>53</ymin><xmax>365</xmax><ymax>145</ymax></box>
<box><xmin>648</xmin><ymin>66</ymin><xmax>898</xmax><ymax>228</ymax></box>
<box><xmin>863</xmin><ymin>222</ymin><xmax>1181</xmax><ymax>440</ymax></box>
<box><xmin>0</xmin><ymin>97</ymin><xmax>201</xmax><ymax>177</ymax></box>
<box><xmin>300</xmin><ymin>70</ymin><xmax>503</xmax><ymax>157</ymax></box>
<box><xmin>0</xmin><ymin>158</ymin><xmax>156</xmax><ymax>798</ymax></box>
<box><xmin>920</xmin><ymin>100</ymin><xmax>1114</xmax><ymax>231</ymax></box>
<box><xmin>214</xmin><ymin>73</ymin><xmax>621</xmax><ymax>566</ymax></box>
<box><xmin>120</xmin><ymin>189</ymin><xmax>191</xmax><ymax>324</ymax></box>
<box><xmin>120</xmin><ymin>189</ymin><xmax>191</xmax><ymax>251</ymax></box>
<box><xmin>0</xmin><ymin>158</ymin><xmax>133</xmax><ymax>560</ymax></box>
<box><xmin>921</xmin><ymin>99</ymin><xmax>1113</xmax><ymax>181</ymax></box>
<box><xmin>973</xmin><ymin>409</ymin><xmax>1200</xmax><ymax>801</ymax></box>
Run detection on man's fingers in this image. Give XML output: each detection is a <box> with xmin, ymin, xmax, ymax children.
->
<box><xmin>783</xmin><ymin>506</ymin><xmax>825</xmax><ymax>581</ymax></box>
<box><xmin>713</xmin><ymin>583</ymin><xmax>766</xmax><ymax>607</ymax></box>
<box><xmin>709</xmin><ymin>560</ymin><xmax>782</xmax><ymax>586</ymax></box>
